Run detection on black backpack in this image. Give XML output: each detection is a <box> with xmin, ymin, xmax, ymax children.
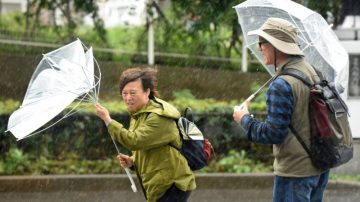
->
<box><xmin>172</xmin><ymin>108</ymin><xmax>213</xmax><ymax>170</ymax></box>
<box><xmin>281</xmin><ymin>68</ymin><xmax>353</xmax><ymax>170</ymax></box>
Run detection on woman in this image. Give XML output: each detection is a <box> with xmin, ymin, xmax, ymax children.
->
<box><xmin>95</xmin><ymin>67</ymin><xmax>196</xmax><ymax>202</ymax></box>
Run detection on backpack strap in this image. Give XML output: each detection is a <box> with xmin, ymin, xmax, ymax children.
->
<box><xmin>289</xmin><ymin>125</ymin><xmax>311</xmax><ymax>157</ymax></box>
<box><xmin>170</xmin><ymin>119</ymin><xmax>183</xmax><ymax>150</ymax></box>
<box><xmin>280</xmin><ymin>68</ymin><xmax>313</xmax><ymax>158</ymax></box>
<box><xmin>280</xmin><ymin>68</ymin><xmax>313</xmax><ymax>87</ymax></box>
<box><xmin>184</xmin><ymin>107</ymin><xmax>194</xmax><ymax>122</ymax></box>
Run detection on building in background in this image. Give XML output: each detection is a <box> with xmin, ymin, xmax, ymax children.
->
<box><xmin>0</xmin><ymin>0</ymin><xmax>27</xmax><ymax>14</ymax></box>
<box><xmin>0</xmin><ymin>0</ymin><xmax>159</xmax><ymax>28</ymax></box>
<box><xmin>333</xmin><ymin>0</ymin><xmax>360</xmax><ymax>139</ymax></box>
<box><xmin>83</xmin><ymin>0</ymin><xmax>148</xmax><ymax>28</ymax></box>
<box><xmin>331</xmin><ymin>0</ymin><xmax>360</xmax><ymax>175</ymax></box>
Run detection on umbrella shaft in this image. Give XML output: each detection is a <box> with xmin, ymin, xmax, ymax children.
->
<box><xmin>108</xmin><ymin>133</ymin><xmax>137</xmax><ymax>192</ymax></box>
<box><xmin>252</xmin><ymin>76</ymin><xmax>274</xmax><ymax>99</ymax></box>
<box><xmin>108</xmin><ymin>132</ymin><xmax>121</xmax><ymax>154</ymax></box>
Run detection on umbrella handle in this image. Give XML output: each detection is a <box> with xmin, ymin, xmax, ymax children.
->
<box><xmin>109</xmin><ymin>133</ymin><xmax>138</xmax><ymax>192</ymax></box>
<box><xmin>234</xmin><ymin>94</ymin><xmax>255</xmax><ymax>111</ymax></box>
<box><xmin>124</xmin><ymin>167</ymin><xmax>138</xmax><ymax>192</ymax></box>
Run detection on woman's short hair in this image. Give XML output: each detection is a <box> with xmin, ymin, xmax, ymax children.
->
<box><xmin>119</xmin><ymin>67</ymin><xmax>159</xmax><ymax>98</ymax></box>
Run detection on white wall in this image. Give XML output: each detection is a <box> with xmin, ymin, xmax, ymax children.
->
<box><xmin>1</xmin><ymin>0</ymin><xmax>27</xmax><ymax>14</ymax></box>
<box><xmin>84</xmin><ymin>0</ymin><xmax>147</xmax><ymax>28</ymax></box>
<box><xmin>339</xmin><ymin>41</ymin><xmax>360</xmax><ymax>138</ymax></box>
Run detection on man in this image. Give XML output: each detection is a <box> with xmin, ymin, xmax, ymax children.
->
<box><xmin>233</xmin><ymin>17</ymin><xmax>330</xmax><ymax>201</ymax></box>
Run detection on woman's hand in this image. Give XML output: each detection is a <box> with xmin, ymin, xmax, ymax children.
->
<box><xmin>95</xmin><ymin>103</ymin><xmax>112</xmax><ymax>125</ymax></box>
<box><xmin>117</xmin><ymin>154</ymin><xmax>134</xmax><ymax>168</ymax></box>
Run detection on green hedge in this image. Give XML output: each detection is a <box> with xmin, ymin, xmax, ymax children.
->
<box><xmin>0</xmin><ymin>88</ymin><xmax>272</xmax><ymax>175</ymax></box>
<box><xmin>0</xmin><ymin>110</ymin><xmax>270</xmax><ymax>159</ymax></box>
<box><xmin>0</xmin><ymin>110</ymin><xmax>273</xmax><ymax>175</ymax></box>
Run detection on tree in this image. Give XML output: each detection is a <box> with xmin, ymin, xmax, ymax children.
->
<box><xmin>25</xmin><ymin>0</ymin><xmax>107</xmax><ymax>43</ymax></box>
<box><xmin>305</xmin><ymin>0</ymin><xmax>342</xmax><ymax>27</ymax></box>
<box><xmin>170</xmin><ymin>0</ymin><xmax>244</xmax><ymax>58</ymax></box>
<box><xmin>168</xmin><ymin>0</ymin><xmax>343</xmax><ymax>59</ymax></box>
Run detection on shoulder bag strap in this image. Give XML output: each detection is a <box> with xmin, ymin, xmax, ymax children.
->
<box><xmin>289</xmin><ymin>124</ymin><xmax>311</xmax><ymax>157</ymax></box>
<box><xmin>280</xmin><ymin>68</ymin><xmax>313</xmax><ymax>87</ymax></box>
<box><xmin>281</xmin><ymin>68</ymin><xmax>313</xmax><ymax>156</ymax></box>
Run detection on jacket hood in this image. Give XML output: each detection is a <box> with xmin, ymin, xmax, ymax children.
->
<box><xmin>132</xmin><ymin>97</ymin><xmax>180</xmax><ymax>119</ymax></box>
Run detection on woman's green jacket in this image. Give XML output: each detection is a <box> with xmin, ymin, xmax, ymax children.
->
<box><xmin>108</xmin><ymin>97</ymin><xmax>196</xmax><ymax>202</ymax></box>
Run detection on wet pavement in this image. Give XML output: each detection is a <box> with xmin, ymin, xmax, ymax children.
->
<box><xmin>1</xmin><ymin>174</ymin><xmax>359</xmax><ymax>202</ymax></box>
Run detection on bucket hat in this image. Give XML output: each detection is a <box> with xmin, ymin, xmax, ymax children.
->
<box><xmin>248</xmin><ymin>17</ymin><xmax>304</xmax><ymax>56</ymax></box>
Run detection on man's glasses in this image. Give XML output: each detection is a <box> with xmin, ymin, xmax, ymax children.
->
<box><xmin>258</xmin><ymin>41</ymin><xmax>269</xmax><ymax>49</ymax></box>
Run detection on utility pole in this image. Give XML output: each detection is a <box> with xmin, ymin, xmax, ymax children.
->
<box><xmin>148</xmin><ymin>21</ymin><xmax>154</xmax><ymax>65</ymax></box>
<box><xmin>241</xmin><ymin>42</ymin><xmax>248</xmax><ymax>72</ymax></box>
<box><xmin>0</xmin><ymin>0</ymin><xmax>2</xmax><ymax>23</ymax></box>
<box><xmin>147</xmin><ymin>0</ymin><xmax>155</xmax><ymax>66</ymax></box>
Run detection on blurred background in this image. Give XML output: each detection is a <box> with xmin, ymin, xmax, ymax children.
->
<box><xmin>0</xmin><ymin>0</ymin><xmax>359</xmax><ymax>183</ymax></box>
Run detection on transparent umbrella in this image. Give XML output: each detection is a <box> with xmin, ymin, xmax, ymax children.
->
<box><xmin>6</xmin><ymin>39</ymin><xmax>137</xmax><ymax>192</ymax></box>
<box><xmin>234</xmin><ymin>0</ymin><xmax>349</xmax><ymax>97</ymax></box>
<box><xmin>6</xmin><ymin>39</ymin><xmax>101</xmax><ymax>140</ymax></box>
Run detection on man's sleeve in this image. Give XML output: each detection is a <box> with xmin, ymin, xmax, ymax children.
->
<box><xmin>240</xmin><ymin>78</ymin><xmax>294</xmax><ymax>144</ymax></box>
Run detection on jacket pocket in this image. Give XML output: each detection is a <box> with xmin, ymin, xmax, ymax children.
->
<box><xmin>142</xmin><ymin>167</ymin><xmax>171</xmax><ymax>187</ymax></box>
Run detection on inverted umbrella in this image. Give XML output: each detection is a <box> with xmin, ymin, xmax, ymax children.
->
<box><xmin>234</xmin><ymin>0</ymin><xmax>349</xmax><ymax>98</ymax></box>
<box><xmin>6</xmin><ymin>39</ymin><xmax>101</xmax><ymax>140</ymax></box>
<box><xmin>6</xmin><ymin>39</ymin><xmax>137</xmax><ymax>192</ymax></box>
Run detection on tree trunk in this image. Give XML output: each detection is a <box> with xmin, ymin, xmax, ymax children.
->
<box><xmin>24</xmin><ymin>0</ymin><xmax>31</xmax><ymax>40</ymax></box>
<box><xmin>64</xmin><ymin>1</ymin><xmax>76</xmax><ymax>41</ymax></box>
<box><xmin>29</xmin><ymin>2</ymin><xmax>42</xmax><ymax>39</ymax></box>
<box><xmin>0</xmin><ymin>0</ymin><xmax>2</xmax><ymax>23</ymax></box>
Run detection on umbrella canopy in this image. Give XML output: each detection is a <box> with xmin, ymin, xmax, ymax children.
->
<box><xmin>7</xmin><ymin>39</ymin><xmax>101</xmax><ymax>140</ymax></box>
<box><xmin>5</xmin><ymin>40</ymin><xmax>138</xmax><ymax>192</ymax></box>
<box><xmin>234</xmin><ymin>0</ymin><xmax>349</xmax><ymax>96</ymax></box>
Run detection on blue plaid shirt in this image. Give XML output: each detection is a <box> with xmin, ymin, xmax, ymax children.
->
<box><xmin>240</xmin><ymin>78</ymin><xmax>294</xmax><ymax>144</ymax></box>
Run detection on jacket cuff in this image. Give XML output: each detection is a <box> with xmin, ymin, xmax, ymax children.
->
<box><xmin>240</xmin><ymin>114</ymin><xmax>252</xmax><ymax>129</ymax></box>
<box><xmin>105</xmin><ymin>119</ymin><xmax>112</xmax><ymax>127</ymax></box>
<box><xmin>240</xmin><ymin>114</ymin><xmax>254</xmax><ymax>141</ymax></box>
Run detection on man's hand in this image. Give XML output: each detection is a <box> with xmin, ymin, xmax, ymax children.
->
<box><xmin>95</xmin><ymin>103</ymin><xmax>112</xmax><ymax>125</ymax></box>
<box><xmin>117</xmin><ymin>154</ymin><xmax>134</xmax><ymax>168</ymax></box>
<box><xmin>233</xmin><ymin>101</ymin><xmax>250</xmax><ymax>123</ymax></box>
